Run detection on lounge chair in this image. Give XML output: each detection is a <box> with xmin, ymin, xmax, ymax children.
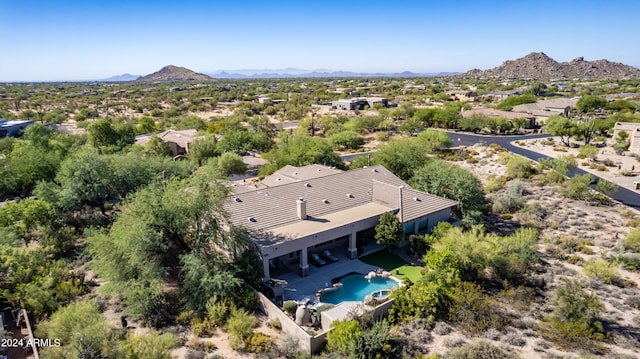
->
<box><xmin>323</xmin><ymin>250</ymin><xmax>339</xmax><ymax>262</ymax></box>
<box><xmin>311</xmin><ymin>253</ymin><xmax>326</xmax><ymax>266</ymax></box>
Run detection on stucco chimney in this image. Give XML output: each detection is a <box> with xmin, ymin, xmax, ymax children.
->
<box><xmin>296</xmin><ymin>197</ymin><xmax>307</xmax><ymax>220</ymax></box>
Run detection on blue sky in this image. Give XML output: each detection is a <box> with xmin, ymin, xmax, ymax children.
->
<box><xmin>0</xmin><ymin>0</ymin><xmax>638</xmax><ymax>81</ymax></box>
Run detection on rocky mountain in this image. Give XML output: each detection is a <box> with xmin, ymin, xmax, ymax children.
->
<box><xmin>136</xmin><ymin>65</ymin><xmax>213</xmax><ymax>82</ymax></box>
<box><xmin>463</xmin><ymin>52</ymin><xmax>640</xmax><ymax>80</ymax></box>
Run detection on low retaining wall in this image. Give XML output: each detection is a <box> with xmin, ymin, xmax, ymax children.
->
<box><xmin>257</xmin><ymin>291</ymin><xmax>395</xmax><ymax>354</ymax></box>
<box><xmin>372</xmin><ymin>298</ymin><xmax>395</xmax><ymax>321</ymax></box>
<box><xmin>257</xmin><ymin>291</ymin><xmax>328</xmax><ymax>353</ymax></box>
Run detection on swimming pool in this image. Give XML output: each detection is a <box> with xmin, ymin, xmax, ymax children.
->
<box><xmin>320</xmin><ymin>273</ymin><xmax>399</xmax><ymax>304</ymax></box>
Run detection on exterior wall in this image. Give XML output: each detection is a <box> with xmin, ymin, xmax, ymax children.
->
<box><xmin>372</xmin><ymin>180</ymin><xmax>401</xmax><ymax>212</ymax></box>
<box><xmin>258</xmin><ymin>206</ymin><xmax>454</xmax><ymax>273</ymax></box>
<box><xmin>257</xmin><ymin>291</ymin><xmax>327</xmax><ymax>353</ymax></box>
<box><xmin>331</xmin><ymin>98</ymin><xmax>389</xmax><ymax>111</ymax></box>
<box><xmin>372</xmin><ymin>298</ymin><xmax>395</xmax><ymax>322</ymax></box>
<box><xmin>257</xmin><ymin>291</ymin><xmax>313</xmax><ymax>352</ymax></box>
<box><xmin>611</xmin><ymin>122</ymin><xmax>639</xmax><ymax>149</ymax></box>
<box><xmin>427</xmin><ymin>208</ymin><xmax>453</xmax><ymax>232</ymax></box>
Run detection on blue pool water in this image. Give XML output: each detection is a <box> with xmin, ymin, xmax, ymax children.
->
<box><xmin>321</xmin><ymin>274</ymin><xmax>399</xmax><ymax>304</ymax></box>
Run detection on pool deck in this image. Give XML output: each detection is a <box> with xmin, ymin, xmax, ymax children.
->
<box><xmin>277</xmin><ymin>257</ymin><xmax>380</xmax><ymax>303</ymax></box>
<box><xmin>271</xmin><ymin>244</ymin><xmax>422</xmax><ymax>304</ymax></box>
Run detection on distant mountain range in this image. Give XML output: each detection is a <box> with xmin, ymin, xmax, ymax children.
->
<box><xmin>101</xmin><ymin>66</ymin><xmax>458</xmax><ymax>82</ymax></box>
<box><xmin>205</xmin><ymin>69</ymin><xmax>459</xmax><ymax>79</ymax></box>
<box><xmin>463</xmin><ymin>52</ymin><xmax>640</xmax><ymax>80</ymax></box>
<box><xmin>101</xmin><ymin>54</ymin><xmax>640</xmax><ymax>83</ymax></box>
<box><xmin>101</xmin><ymin>73</ymin><xmax>140</xmax><ymax>82</ymax></box>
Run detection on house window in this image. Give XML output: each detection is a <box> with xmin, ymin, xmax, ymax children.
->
<box><xmin>418</xmin><ymin>217</ymin><xmax>429</xmax><ymax>233</ymax></box>
<box><xmin>404</xmin><ymin>222</ymin><xmax>415</xmax><ymax>234</ymax></box>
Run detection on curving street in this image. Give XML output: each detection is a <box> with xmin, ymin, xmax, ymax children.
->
<box><xmin>446</xmin><ymin>131</ymin><xmax>640</xmax><ymax>209</ymax></box>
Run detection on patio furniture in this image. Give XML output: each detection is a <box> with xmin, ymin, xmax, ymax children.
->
<box><xmin>323</xmin><ymin>250</ymin><xmax>339</xmax><ymax>262</ymax></box>
<box><xmin>311</xmin><ymin>253</ymin><xmax>326</xmax><ymax>267</ymax></box>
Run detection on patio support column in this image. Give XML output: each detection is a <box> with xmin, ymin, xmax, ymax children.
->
<box><xmin>300</xmin><ymin>247</ymin><xmax>309</xmax><ymax>276</ymax></box>
<box><xmin>348</xmin><ymin>230</ymin><xmax>358</xmax><ymax>259</ymax></box>
<box><xmin>262</xmin><ymin>256</ymin><xmax>271</xmax><ymax>281</ymax></box>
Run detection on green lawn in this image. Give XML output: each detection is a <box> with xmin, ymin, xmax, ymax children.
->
<box><xmin>359</xmin><ymin>250</ymin><xmax>423</xmax><ymax>283</ymax></box>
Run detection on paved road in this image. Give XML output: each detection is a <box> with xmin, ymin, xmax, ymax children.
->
<box><xmin>447</xmin><ymin>131</ymin><xmax>640</xmax><ymax>209</ymax></box>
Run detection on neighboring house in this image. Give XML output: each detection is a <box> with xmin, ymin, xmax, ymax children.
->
<box><xmin>512</xmin><ymin>98</ymin><xmax>578</xmax><ymax>123</ymax></box>
<box><xmin>225</xmin><ymin>164</ymin><xmax>458</xmax><ymax>281</ymax></box>
<box><xmin>0</xmin><ymin>119</ymin><xmax>34</xmax><ymax>138</ymax></box>
<box><xmin>461</xmin><ymin>108</ymin><xmax>537</xmax><ymax>127</ymax></box>
<box><xmin>134</xmin><ymin>129</ymin><xmax>207</xmax><ymax>156</ymax></box>
<box><xmin>482</xmin><ymin>90</ymin><xmax>521</xmax><ymax>102</ymax></box>
<box><xmin>611</xmin><ymin>122</ymin><xmax>640</xmax><ymax>152</ymax></box>
<box><xmin>331</xmin><ymin>97</ymin><xmax>389</xmax><ymax>110</ymax></box>
<box><xmin>402</xmin><ymin>85</ymin><xmax>426</xmax><ymax>94</ymax></box>
<box><xmin>445</xmin><ymin>90</ymin><xmax>477</xmax><ymax>102</ymax></box>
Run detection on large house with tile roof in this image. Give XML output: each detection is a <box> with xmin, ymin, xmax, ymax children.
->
<box><xmin>134</xmin><ymin>129</ymin><xmax>210</xmax><ymax>156</ymax></box>
<box><xmin>225</xmin><ymin>164</ymin><xmax>458</xmax><ymax>281</ymax></box>
<box><xmin>512</xmin><ymin>98</ymin><xmax>578</xmax><ymax>123</ymax></box>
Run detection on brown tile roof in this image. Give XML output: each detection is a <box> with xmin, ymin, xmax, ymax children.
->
<box><xmin>261</xmin><ymin>164</ymin><xmax>343</xmax><ymax>187</ymax></box>
<box><xmin>512</xmin><ymin>98</ymin><xmax>578</xmax><ymax>115</ymax></box>
<box><xmin>135</xmin><ymin>129</ymin><xmax>203</xmax><ymax>148</ymax></box>
<box><xmin>226</xmin><ymin>165</ymin><xmax>457</xmax><ymax>232</ymax></box>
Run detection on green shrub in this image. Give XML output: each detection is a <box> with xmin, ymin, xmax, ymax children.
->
<box><xmin>624</xmin><ymin>227</ymin><xmax>640</xmax><ymax>252</ymax></box>
<box><xmin>36</xmin><ymin>300</ymin><xmax>115</xmax><ymax>358</ymax></box>
<box><xmin>580</xmin><ymin>246</ymin><xmax>595</xmax><ymax>255</ymax></box>
<box><xmin>444</xmin><ymin>339</ymin><xmax>518</xmax><ymax>359</ymax></box>
<box><xmin>563</xmin><ymin>174</ymin><xmax>593</xmax><ymax>200</ymax></box>
<box><xmin>351</xmin><ymin>319</ymin><xmax>394</xmax><ymax>359</ymax></box>
<box><xmin>548</xmin><ymin>280</ymin><xmax>604</xmax><ymax>335</ymax></box>
<box><xmin>191</xmin><ymin>317</ymin><xmax>215</xmax><ymax>337</ymax></box>
<box><xmin>177</xmin><ymin>310</ymin><xmax>194</xmax><ymax>325</ymax></box>
<box><xmin>244</xmin><ymin>332</ymin><xmax>274</xmax><ymax>353</ymax></box>
<box><xmin>484</xmin><ymin>175</ymin><xmax>507</xmax><ymax>193</ymax></box>
<box><xmin>121</xmin><ymin>331</ymin><xmax>176</xmax><ymax>359</ymax></box>
<box><xmin>36</xmin><ymin>300</ymin><xmax>107</xmax><ymax>346</ymax></box>
<box><xmin>627</xmin><ymin>219</ymin><xmax>640</xmax><ymax>227</ymax></box>
<box><xmin>326</xmin><ymin>319</ymin><xmax>361</xmax><ymax>356</ymax></box>
<box><xmin>206</xmin><ymin>297</ymin><xmax>230</xmax><ymax>326</ymax></box>
<box><xmin>617</xmin><ymin>253</ymin><xmax>640</xmax><ymax>270</ymax></box>
<box><xmin>226</xmin><ymin>307</ymin><xmax>257</xmax><ymax>349</ymax></box>
<box><xmin>448</xmin><ymin>282</ymin><xmax>503</xmax><ymax>335</ymax></box>
<box><xmin>553</xmin><ymin>147</ymin><xmax>568</xmax><ymax>152</ymax></box>
<box><xmin>268</xmin><ymin>318</ymin><xmax>282</xmax><ymax>330</ymax></box>
<box><xmin>543</xmin><ymin>169</ymin><xmax>567</xmax><ymax>185</ymax></box>
<box><xmin>583</xmin><ymin>259</ymin><xmax>618</xmax><ymax>284</ymax></box>
<box><xmin>283</xmin><ymin>300</ymin><xmax>298</xmax><ymax>317</ymax></box>
<box><xmin>376</xmin><ymin>131</ymin><xmax>390</xmax><ymax>142</ymax></box>
<box><xmin>539</xmin><ymin>320</ymin><xmax>608</xmax><ymax>354</ymax></box>
<box><xmin>506</xmin><ymin>156</ymin><xmax>534</xmax><ymax>178</ymax></box>
<box><xmin>203</xmin><ymin>341</ymin><xmax>217</xmax><ymax>353</ymax></box>
<box><xmin>516</xmin><ymin>202</ymin><xmax>546</xmax><ymax>228</ymax></box>
<box><xmin>567</xmin><ymin>255</ymin><xmax>582</xmax><ymax>264</ymax></box>
<box><xmin>541</xmin><ymin>279</ymin><xmax>609</xmax><ymax>353</ymax></box>
<box><xmin>124</xmin><ymin>281</ymin><xmax>171</xmax><ymax>328</ymax></box>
